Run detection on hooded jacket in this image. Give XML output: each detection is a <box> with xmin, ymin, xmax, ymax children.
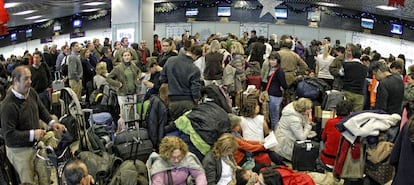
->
<box><xmin>274</xmin><ymin>102</ymin><xmax>312</xmax><ymax>160</ymax></box>
<box><xmin>146</xmin><ymin>152</ymin><xmax>207</xmax><ymax>185</ymax></box>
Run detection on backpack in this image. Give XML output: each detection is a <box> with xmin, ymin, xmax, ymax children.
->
<box><xmin>78</xmin><ymin>151</ymin><xmax>123</xmax><ymax>184</ymax></box>
<box><xmin>109</xmin><ymin>160</ymin><xmax>149</xmax><ymax>185</ymax></box>
<box><xmin>84</xmin><ymin>126</ymin><xmax>107</xmax><ymax>152</ymax></box>
<box><xmin>59</xmin><ymin>114</ymin><xmax>78</xmax><ymax>140</ymax></box>
<box><xmin>61</xmin><ymin>56</ymin><xmax>69</xmax><ymax>76</ymax></box>
<box><xmin>296</xmin><ymin>78</ymin><xmax>320</xmax><ymax>100</ymax></box>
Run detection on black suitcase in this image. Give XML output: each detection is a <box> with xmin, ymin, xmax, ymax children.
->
<box><xmin>114</xmin><ymin>128</ymin><xmax>149</xmax><ymax>145</ymax></box>
<box><xmin>292</xmin><ymin>140</ymin><xmax>320</xmax><ymax>171</ymax></box>
<box><xmin>113</xmin><ymin>139</ymin><xmax>153</xmax><ymax>161</ymax></box>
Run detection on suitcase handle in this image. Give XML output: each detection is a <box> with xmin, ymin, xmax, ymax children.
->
<box><xmin>54</xmin><ymin>71</ymin><xmax>62</xmax><ymax>81</ymax></box>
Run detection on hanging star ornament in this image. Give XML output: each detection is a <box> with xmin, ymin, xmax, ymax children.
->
<box><xmin>258</xmin><ymin>0</ymin><xmax>283</xmax><ymax>19</ymax></box>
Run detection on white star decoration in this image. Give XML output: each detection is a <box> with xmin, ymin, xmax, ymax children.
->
<box><xmin>258</xmin><ymin>0</ymin><xmax>284</xmax><ymax>19</ymax></box>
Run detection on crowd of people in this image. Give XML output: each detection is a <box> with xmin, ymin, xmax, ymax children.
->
<box><xmin>0</xmin><ymin>29</ymin><xmax>413</xmax><ymax>185</ymax></box>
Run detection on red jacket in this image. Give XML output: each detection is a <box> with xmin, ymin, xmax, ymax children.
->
<box><xmin>321</xmin><ymin>116</ymin><xmax>344</xmax><ymax>166</ymax></box>
<box><xmin>233</xmin><ymin>136</ymin><xmax>265</xmax><ymax>164</ymax></box>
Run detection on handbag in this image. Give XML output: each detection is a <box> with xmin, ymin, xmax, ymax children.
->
<box><xmin>365</xmin><ymin>160</ymin><xmax>394</xmax><ymax>184</ymax></box>
<box><xmin>52</xmin><ymin>71</ymin><xmax>65</xmax><ymax>91</ymax></box>
<box><xmin>366</xmin><ymin>141</ymin><xmax>393</xmax><ymax>164</ymax></box>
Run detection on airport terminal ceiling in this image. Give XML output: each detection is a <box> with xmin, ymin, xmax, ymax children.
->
<box><xmin>4</xmin><ymin>0</ymin><xmax>414</xmax><ymax>27</ymax></box>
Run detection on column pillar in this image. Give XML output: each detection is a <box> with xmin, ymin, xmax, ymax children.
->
<box><xmin>111</xmin><ymin>0</ymin><xmax>154</xmax><ymax>51</ymax></box>
<box><xmin>142</xmin><ymin>0</ymin><xmax>154</xmax><ymax>54</ymax></box>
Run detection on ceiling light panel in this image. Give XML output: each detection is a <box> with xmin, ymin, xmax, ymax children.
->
<box><xmin>317</xmin><ymin>2</ymin><xmax>341</xmax><ymax>7</ymax></box>
<box><xmin>34</xmin><ymin>19</ymin><xmax>49</xmax><ymax>23</ymax></box>
<box><xmin>83</xmin><ymin>2</ymin><xmax>106</xmax><ymax>6</ymax></box>
<box><xmin>13</xmin><ymin>10</ymin><xmax>37</xmax><ymax>15</ymax></box>
<box><xmin>4</xmin><ymin>2</ymin><xmax>21</xmax><ymax>8</ymax></box>
<box><xmin>376</xmin><ymin>5</ymin><xmax>398</xmax><ymax>11</ymax></box>
<box><xmin>25</xmin><ymin>15</ymin><xmax>42</xmax><ymax>20</ymax></box>
<box><xmin>82</xmin><ymin>8</ymin><xmax>100</xmax><ymax>12</ymax></box>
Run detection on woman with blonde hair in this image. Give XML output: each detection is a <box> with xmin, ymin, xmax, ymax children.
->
<box><xmin>89</xmin><ymin>62</ymin><xmax>108</xmax><ymax>104</ymax></box>
<box><xmin>93</xmin><ymin>62</ymin><xmax>108</xmax><ymax>90</ymax></box>
<box><xmin>146</xmin><ymin>136</ymin><xmax>207</xmax><ymax>185</ymax></box>
<box><xmin>274</xmin><ymin>98</ymin><xmax>315</xmax><ymax>161</ymax></box>
<box><xmin>315</xmin><ymin>44</ymin><xmax>335</xmax><ymax>88</ymax></box>
<box><xmin>203</xmin><ymin>133</ymin><xmax>239</xmax><ymax>185</ymax></box>
<box><xmin>230</xmin><ymin>41</ymin><xmax>245</xmax><ymax>57</ymax></box>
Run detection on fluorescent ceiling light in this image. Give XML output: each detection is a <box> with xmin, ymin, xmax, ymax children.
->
<box><xmin>13</xmin><ymin>10</ymin><xmax>37</xmax><ymax>15</ymax></box>
<box><xmin>4</xmin><ymin>2</ymin><xmax>21</xmax><ymax>8</ymax></box>
<box><xmin>25</xmin><ymin>15</ymin><xmax>42</xmax><ymax>20</ymax></box>
<box><xmin>82</xmin><ymin>8</ymin><xmax>100</xmax><ymax>12</ymax></box>
<box><xmin>317</xmin><ymin>2</ymin><xmax>341</xmax><ymax>7</ymax></box>
<box><xmin>83</xmin><ymin>2</ymin><xmax>106</xmax><ymax>6</ymax></box>
<box><xmin>34</xmin><ymin>19</ymin><xmax>49</xmax><ymax>23</ymax></box>
<box><xmin>376</xmin><ymin>5</ymin><xmax>398</xmax><ymax>10</ymax></box>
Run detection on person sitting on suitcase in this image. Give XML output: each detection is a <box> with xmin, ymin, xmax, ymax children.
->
<box><xmin>146</xmin><ymin>136</ymin><xmax>207</xmax><ymax>185</ymax></box>
<box><xmin>273</xmin><ymin>98</ymin><xmax>316</xmax><ymax>161</ymax></box>
<box><xmin>319</xmin><ymin>100</ymin><xmax>353</xmax><ymax>170</ymax></box>
<box><xmin>64</xmin><ymin>160</ymin><xmax>95</xmax><ymax>185</ymax></box>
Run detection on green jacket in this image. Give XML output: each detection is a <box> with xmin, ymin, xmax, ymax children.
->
<box><xmin>107</xmin><ymin>62</ymin><xmax>141</xmax><ymax>96</ymax></box>
<box><xmin>175</xmin><ymin>111</ymin><xmax>211</xmax><ymax>155</ymax></box>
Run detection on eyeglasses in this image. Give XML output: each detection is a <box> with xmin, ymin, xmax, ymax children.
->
<box><xmin>170</xmin><ymin>155</ymin><xmax>183</xmax><ymax>162</ymax></box>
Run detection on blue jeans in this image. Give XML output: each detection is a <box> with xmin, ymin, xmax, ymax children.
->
<box><xmin>269</xmin><ymin>95</ymin><xmax>283</xmax><ymax>130</ymax></box>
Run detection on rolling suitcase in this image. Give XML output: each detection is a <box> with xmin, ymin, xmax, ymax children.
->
<box><xmin>113</xmin><ymin>139</ymin><xmax>153</xmax><ymax>161</ymax></box>
<box><xmin>292</xmin><ymin>140</ymin><xmax>320</xmax><ymax>171</ymax></box>
<box><xmin>114</xmin><ymin>96</ymin><xmax>153</xmax><ymax>161</ymax></box>
<box><xmin>114</xmin><ymin>128</ymin><xmax>149</xmax><ymax>145</ymax></box>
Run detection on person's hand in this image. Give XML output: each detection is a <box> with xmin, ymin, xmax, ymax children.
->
<box><xmin>80</xmin><ymin>174</ymin><xmax>95</xmax><ymax>185</ymax></box>
<box><xmin>34</xmin><ymin>129</ymin><xmax>46</xmax><ymax>141</ymax></box>
<box><xmin>52</xmin><ymin>123</ymin><xmax>66</xmax><ymax>134</ymax></box>
<box><xmin>143</xmin><ymin>80</ymin><xmax>154</xmax><ymax>88</ymax></box>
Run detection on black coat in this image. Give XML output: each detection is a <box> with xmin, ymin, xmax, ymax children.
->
<box><xmin>186</xmin><ymin>102</ymin><xmax>231</xmax><ymax>145</ymax></box>
<box><xmin>202</xmin><ymin>151</ymin><xmax>222</xmax><ymax>185</ymax></box>
<box><xmin>146</xmin><ymin>96</ymin><xmax>170</xmax><ymax>150</ymax></box>
<box><xmin>390</xmin><ymin>122</ymin><xmax>414</xmax><ymax>185</ymax></box>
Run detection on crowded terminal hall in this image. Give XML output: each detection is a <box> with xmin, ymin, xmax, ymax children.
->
<box><xmin>1</xmin><ymin>0</ymin><xmax>414</xmax><ymax>184</ymax></box>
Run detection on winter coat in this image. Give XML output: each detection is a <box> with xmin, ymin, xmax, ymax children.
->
<box><xmin>147</xmin><ymin>96</ymin><xmax>170</xmax><ymax>150</ymax></box>
<box><xmin>336</xmin><ymin>112</ymin><xmax>401</xmax><ymax>143</ymax></box>
<box><xmin>186</xmin><ymin>102</ymin><xmax>231</xmax><ymax>145</ymax></box>
<box><xmin>202</xmin><ymin>151</ymin><xmax>237</xmax><ymax>185</ymax></box>
<box><xmin>274</xmin><ymin>102</ymin><xmax>313</xmax><ymax>161</ymax></box>
<box><xmin>106</xmin><ymin>62</ymin><xmax>141</xmax><ymax>96</ymax></box>
<box><xmin>175</xmin><ymin>112</ymin><xmax>211</xmax><ymax>155</ymax></box>
<box><xmin>390</xmin><ymin>122</ymin><xmax>414</xmax><ymax>185</ymax></box>
<box><xmin>146</xmin><ymin>152</ymin><xmax>207</xmax><ymax>185</ymax></box>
